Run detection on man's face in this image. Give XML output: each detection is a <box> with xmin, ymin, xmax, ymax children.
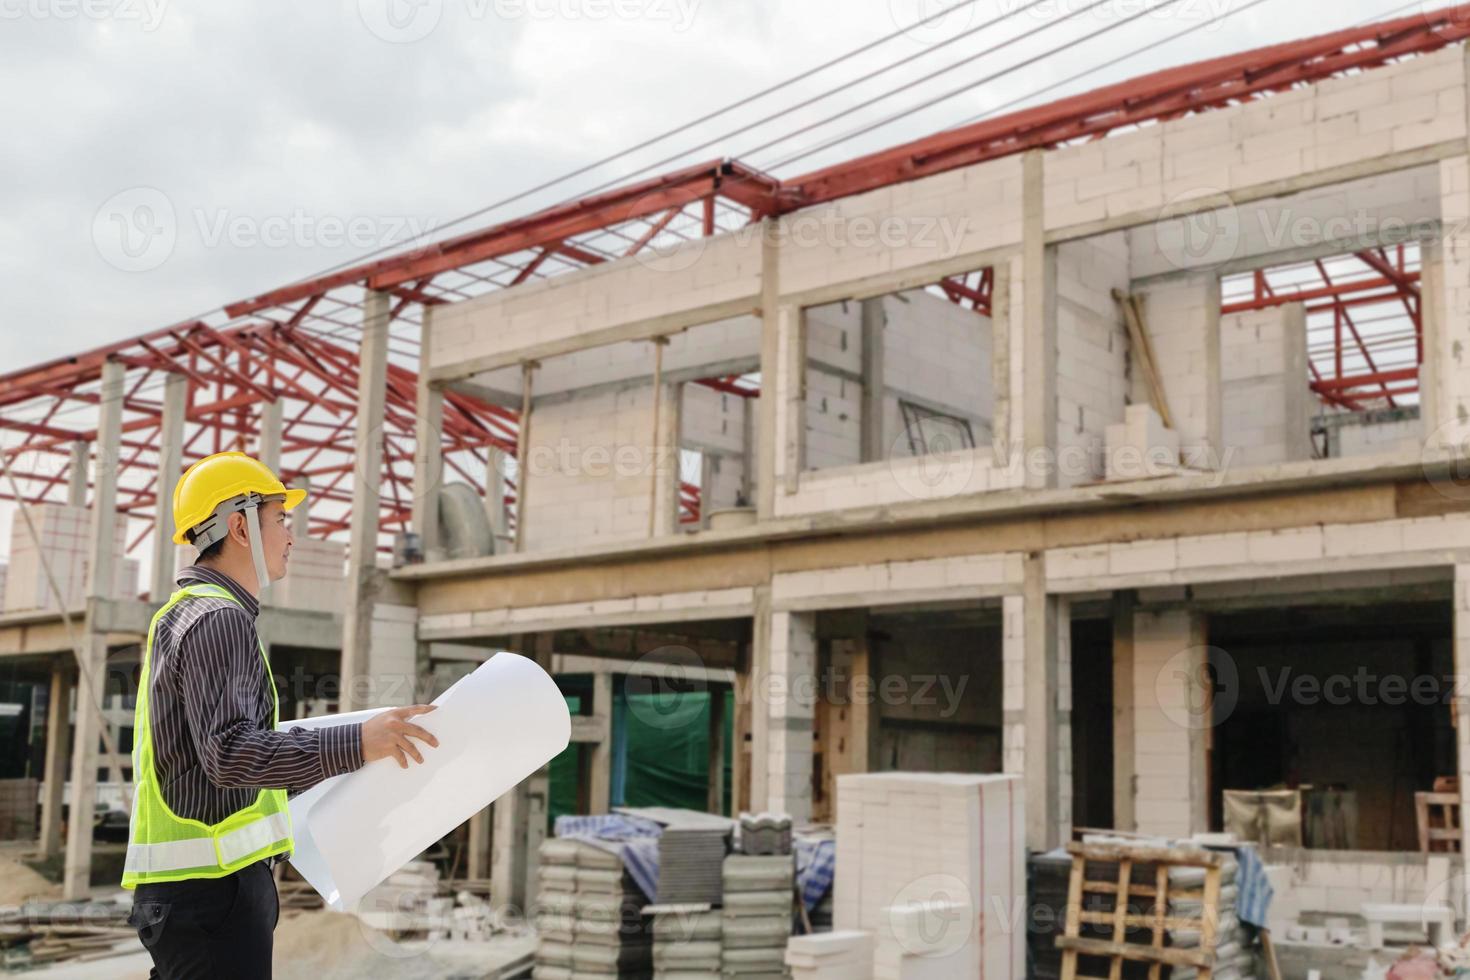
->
<box><xmin>259</xmin><ymin>499</ymin><xmax>294</xmax><ymax>582</ymax></box>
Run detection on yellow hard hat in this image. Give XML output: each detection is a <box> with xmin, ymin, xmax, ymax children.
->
<box><xmin>171</xmin><ymin>452</ymin><xmax>306</xmax><ymax>545</ymax></box>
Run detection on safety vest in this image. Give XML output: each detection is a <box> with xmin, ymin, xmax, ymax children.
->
<box><xmin>122</xmin><ymin>584</ymin><xmax>293</xmax><ymax>888</ymax></box>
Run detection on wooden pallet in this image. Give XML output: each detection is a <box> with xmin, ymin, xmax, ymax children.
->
<box><xmin>1055</xmin><ymin>841</ymin><xmax>1224</xmax><ymax>980</ymax></box>
<box><xmin>1417</xmin><ymin>778</ymin><xmax>1461</xmax><ymax>853</ymax></box>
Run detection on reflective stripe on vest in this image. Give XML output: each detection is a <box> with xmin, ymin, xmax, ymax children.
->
<box><xmin>122</xmin><ymin>584</ymin><xmax>294</xmax><ymax>887</ymax></box>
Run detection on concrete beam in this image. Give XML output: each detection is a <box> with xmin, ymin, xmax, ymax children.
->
<box><xmin>65</xmin><ymin>358</ymin><xmax>123</xmax><ymax>900</ymax></box>
<box><xmin>151</xmin><ymin>372</ymin><xmax>187</xmax><ymax>603</ymax></box>
<box><xmin>340</xmin><ymin>291</ymin><xmax>391</xmax><ymax>711</ymax></box>
<box><xmin>413</xmin><ymin>306</ymin><xmax>445</xmax><ymax>563</ymax></box>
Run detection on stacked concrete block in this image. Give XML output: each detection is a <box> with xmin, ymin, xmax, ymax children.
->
<box><xmin>784</xmin><ymin>931</ymin><xmax>872</xmax><ymax>980</ymax></box>
<box><xmin>1132</xmin><ymin>610</ymin><xmax>1208</xmax><ymax>838</ymax></box>
<box><xmin>4</xmin><ymin>503</ymin><xmax>136</xmax><ymax>612</ymax></box>
<box><xmin>271</xmin><ymin>537</ymin><xmax>345</xmax><ymax>613</ymax></box>
<box><xmin>534</xmin><ymin>838</ymin><xmax>652</xmax><ymax>980</ymax></box>
<box><xmin>652</xmin><ymin>905</ymin><xmax>722</xmax><ymax>979</ymax></box>
<box><xmin>1132</xmin><ymin>272</ymin><xmax>1220</xmax><ymax>464</ymax></box>
<box><xmin>721</xmin><ymin>854</ymin><xmax>795</xmax><ymax>979</ymax></box>
<box><xmin>834</xmin><ymin>773</ymin><xmax>1024</xmax><ymax>980</ymax></box>
<box><xmin>1105</xmin><ymin>404</ymin><xmax>1180</xmax><ymax>482</ymax></box>
<box><xmin>804</xmin><ymin>368</ymin><xmax>862</xmax><ymax>472</ymax></box>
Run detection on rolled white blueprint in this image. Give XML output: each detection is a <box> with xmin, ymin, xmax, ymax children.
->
<box><xmin>277</xmin><ymin>652</ymin><xmax>571</xmax><ymax>911</ymax></box>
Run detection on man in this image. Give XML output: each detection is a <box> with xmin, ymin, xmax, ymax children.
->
<box><xmin>123</xmin><ymin>451</ymin><xmax>440</xmax><ymax>978</ymax></box>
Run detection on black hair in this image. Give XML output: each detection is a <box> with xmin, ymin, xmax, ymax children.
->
<box><xmin>193</xmin><ymin>536</ymin><xmax>226</xmax><ymax>563</ymax></box>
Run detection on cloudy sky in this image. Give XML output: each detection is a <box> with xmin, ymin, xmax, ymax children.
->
<box><xmin>0</xmin><ymin>0</ymin><xmax>1424</xmax><ymax>372</ymax></box>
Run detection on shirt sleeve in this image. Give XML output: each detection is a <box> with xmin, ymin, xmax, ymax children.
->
<box><xmin>177</xmin><ymin>606</ymin><xmax>364</xmax><ymax>792</ymax></box>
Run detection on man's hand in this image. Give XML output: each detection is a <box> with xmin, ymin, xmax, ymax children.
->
<box><xmin>362</xmin><ymin>705</ymin><xmax>440</xmax><ymax>769</ymax></box>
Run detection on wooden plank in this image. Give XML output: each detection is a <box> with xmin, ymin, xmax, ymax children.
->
<box><xmin>1109</xmin><ymin>858</ymin><xmax>1132</xmax><ymax>980</ymax></box>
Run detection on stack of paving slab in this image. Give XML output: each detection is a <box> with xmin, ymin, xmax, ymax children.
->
<box><xmin>1159</xmin><ymin>853</ymin><xmax>1250</xmax><ymax>980</ymax></box>
<box><xmin>657</xmin><ymin>824</ymin><xmax>731</xmax><ymax>905</ymax></box>
<box><xmin>722</xmin><ymin>852</ymin><xmax>795</xmax><ymax>979</ymax></box>
<box><xmin>834</xmin><ymin>773</ymin><xmax>1024</xmax><ymax>980</ymax></box>
<box><xmin>534</xmin><ymin>837</ymin><xmax>652</xmax><ymax>980</ymax></box>
<box><xmin>785</xmin><ymin>931</ymin><xmax>873</xmax><ymax>980</ymax></box>
<box><xmin>650</xmin><ymin>903</ymin><xmax>723</xmax><ymax>979</ymax></box>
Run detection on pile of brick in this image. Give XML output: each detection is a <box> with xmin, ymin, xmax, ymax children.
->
<box><xmin>651</xmin><ymin>904</ymin><xmax>722</xmax><ymax>979</ymax></box>
<box><xmin>534</xmin><ymin>838</ymin><xmax>651</xmax><ymax>980</ymax></box>
<box><xmin>721</xmin><ymin>854</ymin><xmax>794</xmax><ymax>979</ymax></box>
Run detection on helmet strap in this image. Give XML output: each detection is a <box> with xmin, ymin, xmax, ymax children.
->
<box><xmin>243</xmin><ymin>497</ymin><xmax>272</xmax><ymax>603</ymax></box>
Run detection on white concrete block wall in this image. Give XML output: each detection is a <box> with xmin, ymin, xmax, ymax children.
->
<box><xmin>1055</xmin><ymin>233</ymin><xmax>1131</xmax><ymax>485</ymax></box>
<box><xmin>4</xmin><ymin>504</ymin><xmax>133</xmax><ymax>612</ymax></box>
<box><xmin>521</xmin><ymin>384</ymin><xmax>664</xmax><ymax>552</ymax></box>
<box><xmin>1132</xmin><ymin>609</ymin><xmax>1205</xmax><ymax>839</ymax></box>
<box><xmin>680</xmin><ymin>382</ymin><xmax>747</xmax><ymax>456</ymax></box>
<box><xmin>767</xmin><ymin>610</ymin><xmax>816</xmax><ymax>824</ymax></box>
<box><xmin>1134</xmin><ymin>272</ymin><xmax>1222</xmax><ymax>460</ymax></box>
<box><xmin>272</xmin><ymin>538</ymin><xmax>347</xmax><ymax>614</ymax></box>
<box><xmin>882</xmin><ymin>290</ymin><xmax>994</xmax><ymax>460</ymax></box>
<box><xmin>1221</xmin><ymin>304</ymin><xmax>1311</xmax><ymax>467</ymax></box>
<box><xmin>1044</xmin><ymin>48</ymin><xmax>1465</xmax><ymax>236</ymax></box>
<box><xmin>367</xmin><ymin>602</ymin><xmax>419</xmax><ymax>708</ymax></box>
<box><xmin>806</xmin><ymin>367</ymin><xmax>863</xmax><ymax>471</ymax></box>
<box><xmin>1325</xmin><ymin>412</ymin><xmax>1425</xmax><ymax>458</ymax></box>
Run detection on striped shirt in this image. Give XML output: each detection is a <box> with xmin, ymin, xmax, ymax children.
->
<box><xmin>147</xmin><ymin>565</ymin><xmax>363</xmax><ymax>825</ymax></box>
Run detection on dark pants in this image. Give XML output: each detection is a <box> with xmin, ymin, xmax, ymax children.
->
<box><xmin>128</xmin><ymin>860</ymin><xmax>279</xmax><ymax>980</ymax></box>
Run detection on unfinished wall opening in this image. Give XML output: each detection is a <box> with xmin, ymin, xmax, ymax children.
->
<box><xmin>463</xmin><ymin>316</ymin><xmax>760</xmax><ymax>551</ymax></box>
<box><xmin>810</xmin><ymin>603</ymin><xmax>1001</xmax><ymax>822</ymax></box>
<box><xmin>800</xmin><ymin>270</ymin><xmax>994</xmax><ymax>478</ymax></box>
<box><xmin>1070</xmin><ymin>614</ymin><xmax>1114</xmax><ymax>832</ymax></box>
<box><xmin>1220</xmin><ymin>245</ymin><xmax>1424</xmax><ymax>464</ymax></box>
<box><xmin>1208</xmin><ymin>599</ymin><xmax>1453</xmax><ymax>853</ymax></box>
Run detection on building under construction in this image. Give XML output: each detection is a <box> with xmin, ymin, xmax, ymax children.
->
<box><xmin>3</xmin><ymin>6</ymin><xmax>1470</xmax><ymax>975</ymax></box>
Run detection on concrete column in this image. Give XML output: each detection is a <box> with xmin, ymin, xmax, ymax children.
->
<box><xmin>759</xmin><ymin>607</ymin><xmax>816</xmax><ymax>823</ymax></box>
<box><xmin>1020</xmin><ymin>150</ymin><xmax>1058</xmax><ymax>489</ymax></box>
<box><xmin>748</xmin><ymin>589</ymin><xmax>772</xmax><ymax>812</ymax></box>
<box><xmin>1002</xmin><ymin>554</ymin><xmax>1068</xmax><ymax>851</ymax></box>
<box><xmin>151</xmin><ymin>372</ymin><xmax>187</xmax><ymax>603</ymax></box>
<box><xmin>650</xmin><ymin>380</ymin><xmax>682</xmax><ymax>538</ymax></box>
<box><xmin>412</xmin><ymin>308</ymin><xmax>445</xmax><ymax>562</ymax></box>
<box><xmin>989</xmin><ymin>263</ymin><xmax>1013</xmax><ymax>463</ymax></box>
<box><xmin>65</xmin><ymin>359</ymin><xmax>124</xmax><ymax>899</ymax></box>
<box><xmin>37</xmin><ymin>659</ymin><xmax>71</xmax><ymax>860</ymax></box>
<box><xmin>258</xmin><ymin>397</ymin><xmax>283</xmax><ymax>474</ymax></box>
<box><xmin>588</xmin><ymin>671</ymin><xmax>612</xmax><ymax>814</ymax></box>
<box><xmin>707</xmin><ymin>683</ymin><xmax>726</xmax><ymax>815</ymax></box>
<box><xmin>1431</xmin><ymin>148</ymin><xmax>1470</xmax><ymax>449</ymax></box>
<box><xmin>1454</xmin><ymin>564</ymin><xmax>1470</xmax><ymax>916</ymax></box>
<box><xmin>467</xmin><ymin>806</ymin><xmax>492</xmax><ymax>881</ymax></box>
<box><xmin>513</xmin><ymin>363</ymin><xmax>536</xmax><ymax>553</ymax></box>
<box><xmin>339</xmin><ymin>291</ymin><xmax>391</xmax><ymax>712</ymax></box>
<box><xmin>65</xmin><ymin>441</ymin><xmax>88</xmax><ymax>507</ymax></box>
<box><xmin>1111</xmin><ymin>591</ymin><xmax>1138</xmax><ymax>832</ymax></box>
<box><xmin>291</xmin><ymin>476</ymin><xmax>312</xmax><ymax>539</ymax></box>
<box><xmin>776</xmin><ymin>305</ymin><xmax>806</xmax><ymax>497</ymax></box>
<box><xmin>859</xmin><ymin>298</ymin><xmax>886</xmax><ymax>463</ymax></box>
<box><xmin>755</xmin><ymin>219</ymin><xmax>781</xmax><ymax>520</ymax></box>
<box><xmin>486</xmin><ymin>448</ymin><xmax>511</xmax><ymax>549</ymax></box>
<box><xmin>1131</xmin><ymin>607</ymin><xmax>1210</xmax><ymax>839</ymax></box>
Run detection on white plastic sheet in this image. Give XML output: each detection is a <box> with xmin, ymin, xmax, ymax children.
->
<box><xmin>277</xmin><ymin>652</ymin><xmax>570</xmax><ymax>910</ymax></box>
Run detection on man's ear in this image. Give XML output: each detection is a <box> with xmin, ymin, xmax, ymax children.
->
<box><xmin>228</xmin><ymin>510</ymin><xmax>251</xmax><ymax>547</ymax></box>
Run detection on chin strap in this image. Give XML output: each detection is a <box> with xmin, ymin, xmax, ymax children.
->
<box><xmin>242</xmin><ymin>497</ymin><xmax>271</xmax><ymax>604</ymax></box>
